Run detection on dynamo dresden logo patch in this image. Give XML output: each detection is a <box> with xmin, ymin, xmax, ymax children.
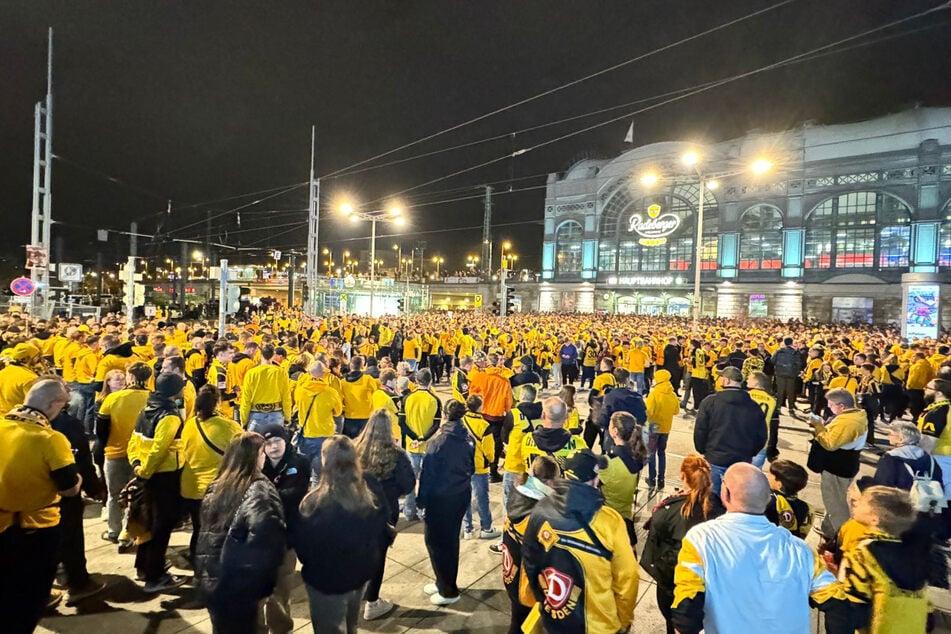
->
<box><xmin>540</xmin><ymin>567</ymin><xmax>581</xmax><ymax>619</ymax></box>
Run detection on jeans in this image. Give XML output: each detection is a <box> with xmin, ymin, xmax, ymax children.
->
<box><xmin>464</xmin><ymin>473</ymin><xmax>492</xmax><ymax>533</ymax></box>
<box><xmin>631</xmin><ymin>372</ymin><xmax>645</xmax><ymax>395</ymax></box>
<box><xmin>402</xmin><ymin>452</ymin><xmax>425</xmax><ymax>519</ymax></box>
<box><xmin>405</xmin><ymin>359</ymin><xmax>418</xmax><ymax>372</ymax></box>
<box><xmin>502</xmin><ymin>470</ymin><xmax>520</xmax><ymax>512</ymax></box>
<box><xmin>645</xmin><ymin>425</ymin><xmax>668</xmax><ymax>484</ymax></box>
<box><xmin>305</xmin><ymin>583</ymin><xmax>366</xmax><ymax>634</ymax></box>
<box><xmin>104</xmin><ymin>457</ymin><xmax>133</xmax><ymax>538</ymax></box>
<box><xmin>76</xmin><ymin>382</ymin><xmax>98</xmax><ymax>437</ymax></box>
<box><xmin>247</xmin><ymin>410</ymin><xmax>284</xmax><ymax>433</ymax></box>
<box><xmin>58</xmin><ymin>496</ymin><xmax>90</xmax><ymax>588</ymax></box>
<box><xmin>580</xmin><ymin>366</ymin><xmax>595</xmax><ymax>389</ymax></box>
<box><xmin>710</xmin><ymin>463</ymin><xmax>728</xmax><ymax>497</ymax></box>
<box><xmin>297</xmin><ymin>435</ymin><xmax>328</xmax><ymax>484</ymax></box>
<box><xmin>752</xmin><ymin>448</ymin><xmax>767</xmax><ymax>469</ymax></box>
<box><xmin>680</xmin><ymin>376</ymin><xmax>692</xmax><ymax>408</ymax></box>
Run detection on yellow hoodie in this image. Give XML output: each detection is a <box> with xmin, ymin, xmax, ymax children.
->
<box><xmin>295</xmin><ymin>378</ymin><xmax>343</xmax><ymax>438</ymax></box>
<box><xmin>645</xmin><ymin>369</ymin><xmax>679</xmax><ymax>434</ymax></box>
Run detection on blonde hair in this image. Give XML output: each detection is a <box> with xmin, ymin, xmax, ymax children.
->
<box><xmin>862</xmin><ymin>486</ymin><xmax>915</xmax><ymax>536</ymax></box>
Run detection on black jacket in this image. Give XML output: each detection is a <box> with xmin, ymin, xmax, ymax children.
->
<box><xmin>371</xmin><ymin>449</ymin><xmax>416</xmax><ymax>524</ymax></box>
<box><xmin>726</xmin><ymin>350</ymin><xmax>747</xmax><ymax>371</ymax></box>
<box><xmin>510</xmin><ymin>370</ymin><xmax>541</xmax><ymax>390</ymax></box>
<box><xmin>262</xmin><ymin>448</ymin><xmax>311</xmax><ymax>545</ymax></box>
<box><xmin>694</xmin><ymin>387</ymin><xmax>767</xmax><ymax>467</ymax></box>
<box><xmin>662</xmin><ymin>344</ymin><xmax>682</xmax><ymax>373</ymax></box>
<box><xmin>51</xmin><ymin>409</ymin><xmax>103</xmax><ymax>499</ymax></box>
<box><xmin>294</xmin><ymin>475</ymin><xmax>392</xmax><ymax>594</ymax></box>
<box><xmin>417</xmin><ymin>419</ymin><xmax>475</xmax><ymax>507</ymax></box>
<box><xmin>598</xmin><ymin>388</ymin><xmax>647</xmax><ymax>451</ymax></box>
<box><xmin>195</xmin><ymin>478</ymin><xmax>286</xmax><ymax>602</ymax></box>
<box><xmin>641</xmin><ymin>493</ymin><xmax>725</xmax><ymax>587</ymax></box>
<box><xmin>771</xmin><ymin>345</ymin><xmax>804</xmax><ymax>378</ymax></box>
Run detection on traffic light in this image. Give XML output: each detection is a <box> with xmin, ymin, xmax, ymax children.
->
<box><xmin>397</xmin><ymin>298</ymin><xmax>405</xmax><ymax>313</ymax></box>
<box><xmin>506</xmin><ymin>300</ymin><xmax>517</xmax><ymax>316</ymax></box>
<box><xmin>491</xmin><ymin>300</ymin><xmax>500</xmax><ymax>316</ymax></box>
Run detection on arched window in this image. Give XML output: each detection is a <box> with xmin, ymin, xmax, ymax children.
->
<box><xmin>555</xmin><ymin>221</ymin><xmax>584</xmax><ymax>274</ymax></box>
<box><xmin>804</xmin><ymin>192</ymin><xmax>911</xmax><ymax>270</ymax></box>
<box><xmin>940</xmin><ymin>212</ymin><xmax>951</xmax><ymax>268</ymax></box>
<box><xmin>597</xmin><ymin>179</ymin><xmax>717</xmax><ymax>273</ymax></box>
<box><xmin>739</xmin><ymin>205</ymin><xmax>783</xmax><ymax>270</ymax></box>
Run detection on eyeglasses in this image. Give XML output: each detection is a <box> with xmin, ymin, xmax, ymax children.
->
<box><xmin>925</xmin><ymin>385</ymin><xmax>937</xmax><ymax>392</ymax></box>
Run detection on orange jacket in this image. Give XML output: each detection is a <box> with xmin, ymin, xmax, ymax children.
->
<box><xmin>469</xmin><ymin>366</ymin><xmax>514</xmax><ymax>417</ymax></box>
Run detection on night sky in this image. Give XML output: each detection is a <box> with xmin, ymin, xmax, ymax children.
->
<box><xmin>2</xmin><ymin>0</ymin><xmax>950</xmax><ymax>277</ymax></box>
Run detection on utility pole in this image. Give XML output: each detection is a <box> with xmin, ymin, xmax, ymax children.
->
<box><xmin>481</xmin><ymin>185</ymin><xmax>492</xmax><ymax>278</ymax></box>
<box><xmin>288</xmin><ymin>252</ymin><xmax>297</xmax><ymax>308</ymax></box>
<box><xmin>218</xmin><ymin>258</ymin><xmax>228</xmax><ymax>337</ymax></box>
<box><xmin>305</xmin><ymin>126</ymin><xmax>320</xmax><ymax>316</ymax></box>
<box><xmin>30</xmin><ymin>27</ymin><xmax>54</xmax><ymax>314</ymax></box>
<box><xmin>130</xmin><ymin>222</ymin><xmax>138</xmax><ymax>257</ymax></box>
<box><xmin>179</xmin><ymin>241</ymin><xmax>188</xmax><ymax>315</ymax></box>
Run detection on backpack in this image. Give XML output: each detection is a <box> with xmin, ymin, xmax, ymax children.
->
<box><xmin>904</xmin><ymin>457</ymin><xmax>947</xmax><ymax>514</ymax></box>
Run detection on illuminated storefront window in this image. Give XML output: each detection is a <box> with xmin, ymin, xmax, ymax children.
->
<box><xmin>739</xmin><ymin>205</ymin><xmax>783</xmax><ymax>270</ymax></box>
<box><xmin>940</xmin><ymin>215</ymin><xmax>951</xmax><ymax>268</ymax></box>
<box><xmin>555</xmin><ymin>220</ymin><xmax>584</xmax><ymax>274</ymax></box>
<box><xmin>804</xmin><ymin>191</ymin><xmax>911</xmax><ymax>270</ymax></box>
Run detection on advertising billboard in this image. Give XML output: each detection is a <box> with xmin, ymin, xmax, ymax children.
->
<box><xmin>905</xmin><ymin>284</ymin><xmax>940</xmax><ymax>340</ymax></box>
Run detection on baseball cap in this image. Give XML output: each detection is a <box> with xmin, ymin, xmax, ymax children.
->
<box><xmin>563</xmin><ymin>449</ymin><xmax>608</xmax><ymax>482</ymax></box>
<box><xmin>155</xmin><ymin>373</ymin><xmax>186</xmax><ymax>398</ymax></box>
<box><xmin>259</xmin><ymin>423</ymin><xmax>288</xmax><ymax>442</ymax></box>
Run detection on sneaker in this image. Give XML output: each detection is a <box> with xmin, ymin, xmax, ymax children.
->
<box><xmin>143</xmin><ymin>574</ymin><xmax>186</xmax><ymax>594</ymax></box>
<box><xmin>364</xmin><ymin>598</ymin><xmax>396</xmax><ymax>620</ymax></box>
<box><xmin>488</xmin><ymin>542</ymin><xmax>504</xmax><ymax>555</ymax></box>
<box><xmin>423</xmin><ymin>583</ymin><xmax>439</xmax><ymax>595</ymax></box>
<box><xmin>66</xmin><ymin>579</ymin><xmax>106</xmax><ymax>605</ymax></box>
<box><xmin>479</xmin><ymin>528</ymin><xmax>501</xmax><ymax>539</ymax></box>
<box><xmin>646</xmin><ymin>479</ymin><xmax>656</xmax><ymax>489</ymax></box>
<box><xmin>657</xmin><ymin>480</ymin><xmax>665</xmax><ymax>489</ymax></box>
<box><xmin>430</xmin><ymin>592</ymin><xmax>460</xmax><ymax>606</ymax></box>
<box><xmin>100</xmin><ymin>531</ymin><xmax>119</xmax><ymax>544</ymax></box>
<box><xmin>118</xmin><ymin>539</ymin><xmax>136</xmax><ymax>554</ymax></box>
<box><xmin>47</xmin><ymin>588</ymin><xmax>65</xmax><ymax>611</ymax></box>
<box><xmin>489</xmin><ymin>473</ymin><xmax>503</xmax><ymax>484</ymax></box>
<box><xmin>463</xmin><ymin>530</ymin><xmax>475</xmax><ymax>540</ymax></box>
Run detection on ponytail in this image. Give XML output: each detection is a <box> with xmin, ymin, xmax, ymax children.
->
<box><xmin>680</xmin><ymin>453</ymin><xmax>714</xmax><ymax>520</ymax></box>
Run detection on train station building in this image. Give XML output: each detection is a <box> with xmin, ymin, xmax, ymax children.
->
<box><xmin>538</xmin><ymin>108</ymin><xmax>951</xmax><ymax>330</ymax></box>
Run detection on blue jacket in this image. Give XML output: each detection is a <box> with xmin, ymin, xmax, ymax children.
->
<box><xmin>559</xmin><ymin>344</ymin><xmax>578</xmax><ymax>364</ymax></box>
<box><xmin>417</xmin><ymin>419</ymin><xmax>475</xmax><ymax>506</ymax></box>
<box><xmin>597</xmin><ymin>387</ymin><xmax>648</xmax><ymax>452</ymax></box>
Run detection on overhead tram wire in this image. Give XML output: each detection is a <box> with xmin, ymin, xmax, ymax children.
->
<box><xmin>328</xmin><ymin>18</ymin><xmax>949</xmax><ymax>182</ymax></box>
<box><xmin>317</xmin><ymin>0</ymin><xmax>797</xmax><ymax>180</ymax></box>
<box><xmin>376</xmin><ymin>2</ymin><xmax>951</xmax><ymax>201</ymax></box>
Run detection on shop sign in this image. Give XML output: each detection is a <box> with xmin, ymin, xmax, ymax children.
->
<box><xmin>607</xmin><ymin>275</ymin><xmax>686</xmax><ymax>286</ymax></box>
<box><xmin>627</xmin><ymin>204</ymin><xmax>681</xmax><ymax>247</ymax></box>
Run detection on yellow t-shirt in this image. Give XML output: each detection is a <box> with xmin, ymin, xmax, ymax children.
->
<box><xmin>0</xmin><ymin>409</ymin><xmax>76</xmax><ymax>531</ymax></box>
<box><xmin>180</xmin><ymin>415</ymin><xmax>243</xmax><ymax>499</ymax></box>
<box><xmin>98</xmin><ymin>387</ymin><xmax>150</xmax><ymax>460</ymax></box>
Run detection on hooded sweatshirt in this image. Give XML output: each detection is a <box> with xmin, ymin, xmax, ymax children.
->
<box><xmin>294</xmin><ymin>378</ymin><xmax>343</xmax><ymax>438</ymax></box>
<box><xmin>94</xmin><ymin>341</ymin><xmax>136</xmax><ymax>392</ymax></box>
<box><xmin>521</xmin><ymin>425</ymin><xmax>588</xmax><ymax>472</ymax></box>
<box><xmin>469</xmin><ymin>366</ymin><xmax>514</xmax><ymax>418</ymax></box>
<box><xmin>339</xmin><ymin>370</ymin><xmax>378</xmax><ymax>419</ymax></box>
<box><xmin>646</xmin><ymin>369</ymin><xmax>680</xmax><ymax>434</ymax></box>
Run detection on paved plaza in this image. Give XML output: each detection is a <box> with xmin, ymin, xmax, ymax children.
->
<box><xmin>38</xmin><ymin>383</ymin><xmax>951</xmax><ymax>633</ymax></box>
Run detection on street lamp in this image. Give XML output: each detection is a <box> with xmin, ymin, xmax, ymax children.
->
<box><xmin>339</xmin><ymin>200</ymin><xmax>406</xmax><ymax>316</ymax></box>
<box><xmin>432</xmin><ymin>256</ymin><xmax>444</xmax><ymax>279</ymax></box>
<box><xmin>393</xmin><ymin>243</ymin><xmax>402</xmax><ymax>280</ymax></box>
<box><xmin>641</xmin><ymin>152</ymin><xmax>772</xmax><ymax>327</ymax></box>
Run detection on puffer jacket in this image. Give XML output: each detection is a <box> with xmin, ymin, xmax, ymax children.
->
<box><xmin>641</xmin><ymin>493</ymin><xmax>725</xmax><ymax>588</ymax></box>
<box><xmin>195</xmin><ymin>477</ymin><xmax>286</xmax><ymax>602</ymax></box>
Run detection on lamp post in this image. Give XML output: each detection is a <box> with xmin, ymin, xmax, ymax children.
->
<box><xmin>499</xmin><ymin>241</ymin><xmax>512</xmax><ymax>315</ymax></box>
<box><xmin>392</xmin><ymin>243</ymin><xmax>401</xmax><ymax>280</ymax></box>
<box><xmin>432</xmin><ymin>256</ymin><xmax>444</xmax><ymax>279</ymax></box>
<box><xmin>339</xmin><ymin>201</ymin><xmax>405</xmax><ymax>316</ymax></box>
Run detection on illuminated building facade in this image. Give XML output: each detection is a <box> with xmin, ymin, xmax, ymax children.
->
<box><xmin>539</xmin><ymin>108</ymin><xmax>951</xmax><ymax>326</ymax></box>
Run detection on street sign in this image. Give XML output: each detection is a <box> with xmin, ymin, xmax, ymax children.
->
<box><xmin>59</xmin><ymin>263</ymin><xmax>83</xmax><ymax>282</ymax></box>
<box><xmin>10</xmin><ymin>277</ymin><xmax>35</xmax><ymax>297</ymax></box>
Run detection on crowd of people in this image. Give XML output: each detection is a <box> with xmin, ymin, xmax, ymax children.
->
<box><xmin>0</xmin><ymin>306</ymin><xmax>950</xmax><ymax>633</ymax></box>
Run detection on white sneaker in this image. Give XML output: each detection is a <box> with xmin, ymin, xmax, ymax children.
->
<box><xmin>430</xmin><ymin>592</ymin><xmax>461</xmax><ymax>606</ymax></box>
<box><xmin>463</xmin><ymin>530</ymin><xmax>475</xmax><ymax>540</ymax></box>
<box><xmin>479</xmin><ymin>528</ymin><xmax>501</xmax><ymax>539</ymax></box>
<box><xmin>423</xmin><ymin>583</ymin><xmax>439</xmax><ymax>595</ymax></box>
<box><xmin>364</xmin><ymin>598</ymin><xmax>396</xmax><ymax>620</ymax></box>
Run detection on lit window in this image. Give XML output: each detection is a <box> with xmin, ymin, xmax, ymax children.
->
<box><xmin>739</xmin><ymin>205</ymin><xmax>783</xmax><ymax>270</ymax></box>
<box><xmin>555</xmin><ymin>221</ymin><xmax>584</xmax><ymax>274</ymax></box>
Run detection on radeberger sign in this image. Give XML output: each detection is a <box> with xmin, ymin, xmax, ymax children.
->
<box><xmin>627</xmin><ymin>204</ymin><xmax>680</xmax><ymax>246</ymax></box>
